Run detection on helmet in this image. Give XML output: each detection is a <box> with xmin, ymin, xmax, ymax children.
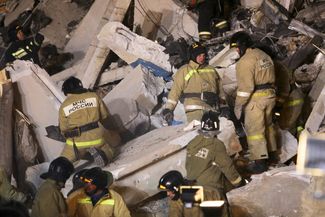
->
<box><xmin>158</xmin><ymin>170</ymin><xmax>184</xmax><ymax>200</ymax></box>
<box><xmin>82</xmin><ymin>167</ymin><xmax>114</xmax><ymax>190</ymax></box>
<box><xmin>229</xmin><ymin>31</ymin><xmax>253</xmax><ymax>57</ymax></box>
<box><xmin>40</xmin><ymin>157</ymin><xmax>74</xmax><ymax>183</ymax></box>
<box><xmin>62</xmin><ymin>76</ymin><xmax>84</xmax><ymax>96</ymax></box>
<box><xmin>201</xmin><ymin>110</ymin><xmax>219</xmax><ymax>131</ymax></box>
<box><xmin>7</xmin><ymin>25</ymin><xmax>23</xmax><ymax>42</ymax></box>
<box><xmin>189</xmin><ymin>41</ymin><xmax>206</xmax><ymax>63</ymax></box>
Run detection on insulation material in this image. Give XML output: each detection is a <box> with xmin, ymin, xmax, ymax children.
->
<box><xmin>97</xmin><ymin>21</ymin><xmax>171</xmax><ymax>71</ymax></box>
<box><xmin>14</xmin><ymin>112</ymin><xmax>40</xmax><ymax>189</ymax></box>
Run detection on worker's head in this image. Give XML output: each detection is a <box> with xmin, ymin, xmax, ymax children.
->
<box><xmin>199</xmin><ymin>110</ymin><xmax>220</xmax><ymax>138</ymax></box>
<box><xmin>40</xmin><ymin>157</ymin><xmax>74</xmax><ymax>187</ymax></box>
<box><xmin>8</xmin><ymin>25</ymin><xmax>25</xmax><ymax>42</ymax></box>
<box><xmin>82</xmin><ymin>167</ymin><xmax>114</xmax><ymax>197</ymax></box>
<box><xmin>68</xmin><ymin>169</ymin><xmax>88</xmax><ymax>195</ymax></box>
<box><xmin>61</xmin><ymin>76</ymin><xmax>85</xmax><ymax>96</ymax></box>
<box><xmin>158</xmin><ymin>170</ymin><xmax>184</xmax><ymax>201</ymax></box>
<box><xmin>189</xmin><ymin>41</ymin><xmax>207</xmax><ymax>65</ymax></box>
<box><xmin>230</xmin><ymin>31</ymin><xmax>253</xmax><ymax>57</ymax></box>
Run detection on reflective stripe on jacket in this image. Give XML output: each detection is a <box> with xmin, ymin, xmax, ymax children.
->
<box><xmin>165</xmin><ymin>60</ymin><xmax>224</xmax><ymax>112</ymax></box>
<box><xmin>59</xmin><ymin>92</ymin><xmax>109</xmax><ymax>147</ymax></box>
<box><xmin>235</xmin><ymin>48</ymin><xmax>275</xmax><ymax>107</ymax></box>
<box><xmin>74</xmin><ymin>190</ymin><xmax>131</xmax><ymax>217</ymax></box>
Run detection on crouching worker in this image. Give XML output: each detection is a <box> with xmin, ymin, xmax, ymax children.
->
<box><xmin>31</xmin><ymin>157</ymin><xmax>74</xmax><ymax>217</ymax></box>
<box><xmin>186</xmin><ymin>111</ymin><xmax>245</xmax><ymax>217</ymax></box>
<box><xmin>158</xmin><ymin>170</ymin><xmax>204</xmax><ymax>217</ymax></box>
<box><xmin>59</xmin><ymin>76</ymin><xmax>115</xmax><ymax>165</ymax></box>
<box><xmin>74</xmin><ymin>167</ymin><xmax>131</xmax><ymax>217</ymax></box>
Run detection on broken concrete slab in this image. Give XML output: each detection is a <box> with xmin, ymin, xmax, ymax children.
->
<box><xmin>305</xmin><ymin>86</ymin><xmax>325</xmax><ymax>133</ymax></box>
<box><xmin>240</xmin><ymin>0</ymin><xmax>263</xmax><ymax>9</ymax></box>
<box><xmin>97</xmin><ymin>65</ymin><xmax>133</xmax><ymax>86</ymax></box>
<box><xmin>103</xmin><ymin>65</ymin><xmax>165</xmax><ymax>140</ymax></box>
<box><xmin>288</xmin><ymin>19</ymin><xmax>325</xmax><ymax>39</ymax></box>
<box><xmin>295</xmin><ymin>3</ymin><xmax>325</xmax><ymax>24</ymax></box>
<box><xmin>278</xmin><ymin>129</ymin><xmax>298</xmax><ymax>163</ymax></box>
<box><xmin>228</xmin><ymin>166</ymin><xmax>309</xmax><ymax>217</ymax></box>
<box><xmin>308</xmin><ymin>54</ymin><xmax>325</xmax><ymax>102</ymax></box>
<box><xmin>6</xmin><ymin>60</ymin><xmax>65</xmax><ymax>161</ymax></box>
<box><xmin>0</xmin><ymin>82</ymin><xmax>13</xmax><ymax>176</ymax></box>
<box><xmin>96</xmin><ymin>22</ymin><xmax>171</xmax><ymax>72</ymax></box>
<box><xmin>283</xmin><ymin>35</ymin><xmax>323</xmax><ymax>71</ymax></box>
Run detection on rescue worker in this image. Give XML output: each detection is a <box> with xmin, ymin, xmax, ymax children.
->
<box><xmin>186</xmin><ymin>111</ymin><xmax>244</xmax><ymax>217</ymax></box>
<box><xmin>158</xmin><ymin>170</ymin><xmax>204</xmax><ymax>217</ymax></box>
<box><xmin>187</xmin><ymin>0</ymin><xmax>228</xmax><ymax>41</ymax></box>
<box><xmin>59</xmin><ymin>76</ymin><xmax>115</xmax><ymax>164</ymax></box>
<box><xmin>0</xmin><ymin>167</ymin><xmax>26</xmax><ymax>203</ymax></box>
<box><xmin>4</xmin><ymin>25</ymin><xmax>44</xmax><ymax>65</ymax></box>
<box><xmin>230</xmin><ymin>31</ymin><xmax>277</xmax><ymax>174</ymax></box>
<box><xmin>31</xmin><ymin>156</ymin><xmax>74</xmax><ymax>217</ymax></box>
<box><xmin>74</xmin><ymin>167</ymin><xmax>131</xmax><ymax>217</ymax></box>
<box><xmin>162</xmin><ymin>42</ymin><xmax>225</xmax><ymax>124</ymax></box>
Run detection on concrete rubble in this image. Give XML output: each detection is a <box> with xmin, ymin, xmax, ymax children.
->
<box><xmin>0</xmin><ymin>0</ymin><xmax>324</xmax><ymax>216</ymax></box>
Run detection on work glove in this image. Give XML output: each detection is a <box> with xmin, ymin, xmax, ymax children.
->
<box><xmin>161</xmin><ymin>108</ymin><xmax>174</xmax><ymax>126</ymax></box>
<box><xmin>236</xmin><ymin>178</ymin><xmax>247</xmax><ymax>188</ymax></box>
<box><xmin>234</xmin><ymin>105</ymin><xmax>243</xmax><ymax>120</ymax></box>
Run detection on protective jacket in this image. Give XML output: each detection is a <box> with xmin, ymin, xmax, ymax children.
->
<box><xmin>168</xmin><ymin>187</ymin><xmax>225</xmax><ymax>217</ymax></box>
<box><xmin>169</xmin><ymin>199</ymin><xmax>203</xmax><ymax>217</ymax></box>
<box><xmin>186</xmin><ymin>134</ymin><xmax>242</xmax><ymax>191</ymax></box>
<box><xmin>31</xmin><ymin>179</ymin><xmax>67</xmax><ymax>217</ymax></box>
<box><xmin>236</xmin><ymin>48</ymin><xmax>276</xmax><ymax>160</ymax></box>
<box><xmin>0</xmin><ymin>167</ymin><xmax>26</xmax><ymax>203</ymax></box>
<box><xmin>74</xmin><ymin>189</ymin><xmax>131</xmax><ymax>217</ymax></box>
<box><xmin>5</xmin><ymin>33</ymin><xmax>44</xmax><ymax>65</ymax></box>
<box><xmin>274</xmin><ymin>60</ymin><xmax>292</xmax><ymax>105</ymax></box>
<box><xmin>279</xmin><ymin>87</ymin><xmax>304</xmax><ymax>131</ymax></box>
<box><xmin>165</xmin><ymin>60</ymin><xmax>223</xmax><ymax>121</ymax></box>
<box><xmin>59</xmin><ymin>91</ymin><xmax>109</xmax><ymax>149</ymax></box>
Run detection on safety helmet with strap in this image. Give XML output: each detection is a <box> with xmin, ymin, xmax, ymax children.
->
<box><xmin>82</xmin><ymin>167</ymin><xmax>114</xmax><ymax>190</ymax></box>
<box><xmin>158</xmin><ymin>170</ymin><xmax>184</xmax><ymax>200</ymax></box>
<box><xmin>62</xmin><ymin>76</ymin><xmax>85</xmax><ymax>96</ymax></box>
<box><xmin>189</xmin><ymin>41</ymin><xmax>206</xmax><ymax>63</ymax></box>
<box><xmin>201</xmin><ymin>110</ymin><xmax>220</xmax><ymax>131</ymax></box>
<box><xmin>40</xmin><ymin>157</ymin><xmax>74</xmax><ymax>183</ymax></box>
<box><xmin>229</xmin><ymin>31</ymin><xmax>253</xmax><ymax>57</ymax></box>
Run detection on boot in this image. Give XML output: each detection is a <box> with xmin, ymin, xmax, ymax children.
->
<box><xmin>246</xmin><ymin>159</ymin><xmax>268</xmax><ymax>174</ymax></box>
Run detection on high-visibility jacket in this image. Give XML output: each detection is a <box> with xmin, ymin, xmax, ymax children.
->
<box><xmin>31</xmin><ymin>179</ymin><xmax>67</xmax><ymax>217</ymax></box>
<box><xmin>5</xmin><ymin>33</ymin><xmax>44</xmax><ymax>65</ymax></box>
<box><xmin>165</xmin><ymin>60</ymin><xmax>224</xmax><ymax>112</ymax></box>
<box><xmin>235</xmin><ymin>48</ymin><xmax>275</xmax><ymax>107</ymax></box>
<box><xmin>186</xmin><ymin>134</ymin><xmax>242</xmax><ymax>191</ymax></box>
<box><xmin>0</xmin><ymin>167</ymin><xmax>26</xmax><ymax>203</ymax></box>
<box><xmin>74</xmin><ymin>189</ymin><xmax>131</xmax><ymax>217</ymax></box>
<box><xmin>59</xmin><ymin>91</ymin><xmax>109</xmax><ymax>148</ymax></box>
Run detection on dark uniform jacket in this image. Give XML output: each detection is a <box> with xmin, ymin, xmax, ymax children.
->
<box><xmin>5</xmin><ymin>33</ymin><xmax>44</xmax><ymax>65</ymax></box>
<box><xmin>0</xmin><ymin>167</ymin><xmax>26</xmax><ymax>203</ymax></box>
<box><xmin>186</xmin><ymin>134</ymin><xmax>242</xmax><ymax>191</ymax></box>
<box><xmin>31</xmin><ymin>179</ymin><xmax>67</xmax><ymax>217</ymax></box>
